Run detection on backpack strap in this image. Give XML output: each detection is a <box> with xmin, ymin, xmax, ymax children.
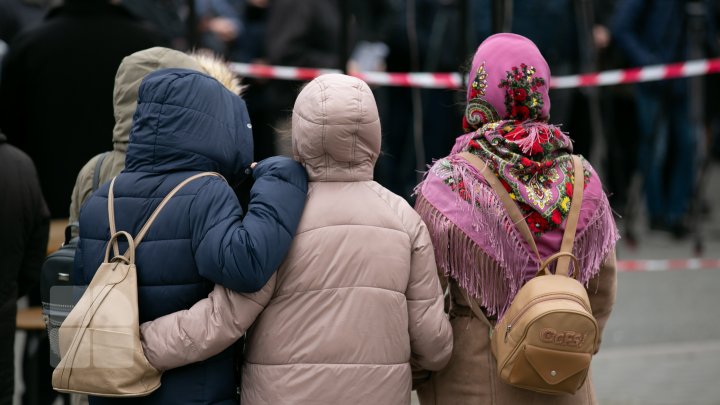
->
<box><xmin>460</xmin><ymin>286</ymin><xmax>494</xmax><ymax>333</ymax></box>
<box><xmin>552</xmin><ymin>155</ymin><xmax>585</xmax><ymax>278</ymax></box>
<box><xmin>107</xmin><ymin>172</ymin><xmax>224</xmax><ymax>257</ymax></box>
<box><xmin>457</xmin><ymin>152</ymin><xmax>542</xmax><ymax>265</ymax></box>
<box><xmin>92</xmin><ymin>152</ymin><xmax>110</xmax><ymax>192</ymax></box>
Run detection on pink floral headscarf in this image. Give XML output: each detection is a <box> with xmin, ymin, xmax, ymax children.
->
<box><xmin>462</xmin><ymin>33</ymin><xmax>552</xmax><ymax>131</ymax></box>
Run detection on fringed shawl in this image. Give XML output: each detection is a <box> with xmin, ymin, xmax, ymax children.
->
<box><xmin>415</xmin><ymin>153</ymin><xmax>619</xmax><ymax>320</ymax></box>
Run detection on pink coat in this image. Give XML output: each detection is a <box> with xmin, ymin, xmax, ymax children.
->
<box><xmin>140</xmin><ymin>74</ymin><xmax>453</xmax><ymax>405</ymax></box>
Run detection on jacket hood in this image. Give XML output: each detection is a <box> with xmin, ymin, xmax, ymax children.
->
<box><xmin>112</xmin><ymin>47</ymin><xmax>242</xmax><ymax>152</ymax></box>
<box><xmin>124</xmin><ymin>68</ymin><xmax>253</xmax><ymax>181</ymax></box>
<box><xmin>292</xmin><ymin>74</ymin><xmax>380</xmax><ymax>182</ymax></box>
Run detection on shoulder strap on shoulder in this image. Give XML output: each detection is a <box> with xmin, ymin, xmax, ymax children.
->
<box><xmin>457</xmin><ymin>152</ymin><xmax>541</xmax><ymax>265</ymax></box>
<box><xmin>107</xmin><ymin>172</ymin><xmax>225</xmax><ymax>256</ymax></box>
<box><xmin>552</xmin><ymin>155</ymin><xmax>584</xmax><ymax>277</ymax></box>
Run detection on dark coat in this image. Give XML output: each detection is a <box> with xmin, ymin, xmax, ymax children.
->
<box><xmin>612</xmin><ymin>0</ymin><xmax>700</xmax><ymax>67</ymax></box>
<box><xmin>0</xmin><ymin>132</ymin><xmax>49</xmax><ymax>403</ymax></box>
<box><xmin>0</xmin><ymin>0</ymin><xmax>167</xmax><ymax>218</ymax></box>
<box><xmin>74</xmin><ymin>69</ymin><xmax>308</xmax><ymax>404</ymax></box>
<box><xmin>612</xmin><ymin>0</ymin><xmax>719</xmax><ymax>100</ymax></box>
<box><xmin>264</xmin><ymin>0</ymin><xmax>341</xmax><ymax>114</ymax></box>
<box><xmin>0</xmin><ymin>0</ymin><xmax>49</xmax><ymax>44</ymax></box>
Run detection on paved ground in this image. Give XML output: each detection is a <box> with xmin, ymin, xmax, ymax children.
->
<box><xmin>592</xmin><ymin>269</ymin><xmax>720</xmax><ymax>405</ymax></box>
<box><xmin>589</xmin><ymin>161</ymin><xmax>720</xmax><ymax>405</ymax></box>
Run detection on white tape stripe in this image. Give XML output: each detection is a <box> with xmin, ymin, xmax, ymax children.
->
<box><xmin>639</xmin><ymin>65</ymin><xmax>667</xmax><ymax>82</ymax></box>
<box><xmin>646</xmin><ymin>260</ymin><xmax>666</xmax><ymax>272</ymax></box>
<box><xmin>309</xmin><ymin>68</ymin><xmax>342</xmax><ymax>78</ymax></box>
<box><xmin>230</xmin><ymin>62</ymin><xmax>250</xmax><ymax>76</ymax></box>
<box><xmin>412</xmin><ymin>74</ymin><xmax>444</xmax><ymax>88</ymax></box>
<box><xmin>683</xmin><ymin>60</ymin><xmax>709</xmax><ymax>76</ymax></box>
<box><xmin>355</xmin><ymin>71</ymin><xmax>391</xmax><ymax>86</ymax></box>
<box><xmin>271</xmin><ymin>67</ymin><xmax>299</xmax><ymax>80</ymax></box>
<box><xmin>596</xmin><ymin>70</ymin><xmax>625</xmax><ymax>86</ymax></box>
<box><xmin>550</xmin><ymin>76</ymin><xmax>581</xmax><ymax>89</ymax></box>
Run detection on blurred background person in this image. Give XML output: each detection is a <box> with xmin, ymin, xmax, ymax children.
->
<box><xmin>374</xmin><ymin>0</ymin><xmax>464</xmax><ymax>202</ymax></box>
<box><xmin>0</xmin><ymin>0</ymin><xmax>52</xmax><ymax>79</ymax></box>
<box><xmin>119</xmin><ymin>0</ymin><xmax>190</xmax><ymax>50</ymax></box>
<box><xmin>0</xmin><ymin>0</ymin><xmax>167</xmax><ymax>220</ymax></box>
<box><xmin>195</xmin><ymin>0</ymin><xmax>244</xmax><ymax>58</ymax></box>
<box><xmin>591</xmin><ymin>0</ymin><xmax>640</xmax><ymax>221</ymax></box>
<box><xmin>263</xmin><ymin>0</ymin><xmax>342</xmax><ymax>156</ymax></box>
<box><xmin>0</xmin><ymin>127</ymin><xmax>49</xmax><ymax>405</ymax></box>
<box><xmin>201</xmin><ymin>0</ymin><xmax>276</xmax><ymax>161</ymax></box>
<box><xmin>0</xmin><ymin>2</ymin><xmax>166</xmax><ymax>402</ymax></box>
<box><xmin>237</xmin><ymin>0</ymin><xmax>272</xmax><ymax>161</ymax></box>
<box><xmin>0</xmin><ymin>0</ymin><xmax>52</xmax><ymax>45</ymax></box>
<box><xmin>510</xmin><ymin>0</ymin><xmax>595</xmax><ymax>159</ymax></box>
<box><xmin>612</xmin><ymin>0</ymin><xmax>718</xmax><ymax>238</ymax></box>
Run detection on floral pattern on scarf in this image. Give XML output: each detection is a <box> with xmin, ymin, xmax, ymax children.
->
<box><xmin>441</xmin><ymin>120</ymin><xmax>590</xmax><ymax>236</ymax></box>
<box><xmin>500</xmin><ymin>64</ymin><xmax>546</xmax><ymax>122</ymax></box>
<box><xmin>463</xmin><ymin>62</ymin><xmax>500</xmax><ymax>132</ymax></box>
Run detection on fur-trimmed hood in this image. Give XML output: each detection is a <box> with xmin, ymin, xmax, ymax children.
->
<box><xmin>112</xmin><ymin>47</ymin><xmax>242</xmax><ymax>152</ymax></box>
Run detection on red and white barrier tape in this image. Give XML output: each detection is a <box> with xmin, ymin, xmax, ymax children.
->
<box><xmin>617</xmin><ymin>258</ymin><xmax>720</xmax><ymax>272</ymax></box>
<box><xmin>551</xmin><ymin>58</ymin><xmax>720</xmax><ymax>89</ymax></box>
<box><xmin>231</xmin><ymin>57</ymin><xmax>720</xmax><ymax>90</ymax></box>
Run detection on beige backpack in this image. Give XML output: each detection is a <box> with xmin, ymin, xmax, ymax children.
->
<box><xmin>459</xmin><ymin>152</ymin><xmax>598</xmax><ymax>395</ymax></box>
<box><xmin>52</xmin><ymin>172</ymin><xmax>220</xmax><ymax>397</ymax></box>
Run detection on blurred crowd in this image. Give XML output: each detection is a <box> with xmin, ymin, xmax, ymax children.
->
<box><xmin>2</xmin><ymin>0</ymin><xmax>720</xmax><ymax>232</ymax></box>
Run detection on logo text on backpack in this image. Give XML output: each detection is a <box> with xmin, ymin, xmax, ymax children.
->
<box><xmin>540</xmin><ymin>328</ymin><xmax>586</xmax><ymax>348</ymax></box>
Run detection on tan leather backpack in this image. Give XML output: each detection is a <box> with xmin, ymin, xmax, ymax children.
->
<box><xmin>459</xmin><ymin>152</ymin><xmax>598</xmax><ymax>395</ymax></box>
<box><xmin>52</xmin><ymin>172</ymin><xmax>220</xmax><ymax>397</ymax></box>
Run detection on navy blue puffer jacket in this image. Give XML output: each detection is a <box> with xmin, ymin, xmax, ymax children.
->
<box><xmin>74</xmin><ymin>68</ymin><xmax>308</xmax><ymax>404</ymax></box>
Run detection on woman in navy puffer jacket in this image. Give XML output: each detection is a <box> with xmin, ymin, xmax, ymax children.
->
<box><xmin>74</xmin><ymin>68</ymin><xmax>308</xmax><ymax>404</ymax></box>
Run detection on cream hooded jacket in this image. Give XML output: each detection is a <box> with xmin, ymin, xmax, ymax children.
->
<box><xmin>68</xmin><ymin>47</ymin><xmax>242</xmax><ymax>226</ymax></box>
<box><xmin>140</xmin><ymin>74</ymin><xmax>453</xmax><ymax>405</ymax></box>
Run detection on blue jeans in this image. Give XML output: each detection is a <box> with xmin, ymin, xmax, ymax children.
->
<box><xmin>635</xmin><ymin>87</ymin><xmax>696</xmax><ymax>224</ymax></box>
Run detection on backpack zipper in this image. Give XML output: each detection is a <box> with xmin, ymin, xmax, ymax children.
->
<box><xmin>504</xmin><ymin>294</ymin><xmax>590</xmax><ymax>342</ymax></box>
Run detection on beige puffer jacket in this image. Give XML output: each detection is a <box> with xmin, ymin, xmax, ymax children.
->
<box><xmin>67</xmin><ymin>47</ymin><xmax>242</xmax><ymax>227</ymax></box>
<box><xmin>140</xmin><ymin>74</ymin><xmax>453</xmax><ymax>405</ymax></box>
